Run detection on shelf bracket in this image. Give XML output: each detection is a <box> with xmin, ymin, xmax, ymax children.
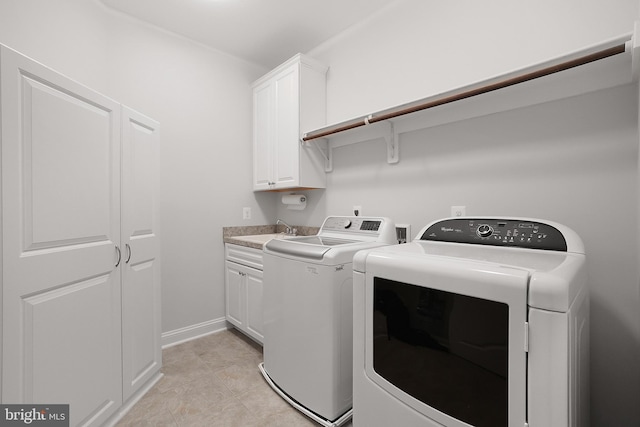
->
<box><xmin>383</xmin><ymin>121</ymin><xmax>400</xmax><ymax>164</ymax></box>
<box><xmin>302</xmin><ymin>137</ymin><xmax>333</xmax><ymax>172</ymax></box>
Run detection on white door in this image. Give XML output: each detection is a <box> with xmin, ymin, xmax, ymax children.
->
<box><xmin>1</xmin><ymin>45</ymin><xmax>122</xmax><ymax>425</ymax></box>
<box><xmin>121</xmin><ymin>107</ymin><xmax>161</xmax><ymax>401</ymax></box>
<box><xmin>225</xmin><ymin>261</ymin><xmax>245</xmax><ymax>328</ymax></box>
<box><xmin>245</xmin><ymin>267</ymin><xmax>264</xmax><ymax>343</ymax></box>
<box><xmin>252</xmin><ymin>80</ymin><xmax>273</xmax><ymax>190</ymax></box>
<box><xmin>272</xmin><ymin>65</ymin><xmax>299</xmax><ymax>188</ymax></box>
<box><xmin>361</xmin><ymin>253</ymin><xmax>528</xmax><ymax>427</ymax></box>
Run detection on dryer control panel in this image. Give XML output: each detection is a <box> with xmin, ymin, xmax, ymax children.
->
<box><xmin>420</xmin><ymin>218</ymin><xmax>568</xmax><ymax>251</ymax></box>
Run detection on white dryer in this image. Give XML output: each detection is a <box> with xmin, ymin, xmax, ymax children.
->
<box><xmin>260</xmin><ymin>216</ymin><xmax>396</xmax><ymax>427</ymax></box>
<box><xmin>353</xmin><ymin>217</ymin><xmax>589</xmax><ymax>427</ymax></box>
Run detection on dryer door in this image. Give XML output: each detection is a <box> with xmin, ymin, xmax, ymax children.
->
<box><xmin>363</xmin><ymin>253</ymin><xmax>529</xmax><ymax>427</ymax></box>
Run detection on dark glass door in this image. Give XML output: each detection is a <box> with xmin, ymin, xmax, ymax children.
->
<box><xmin>373</xmin><ymin>277</ymin><xmax>509</xmax><ymax>427</ymax></box>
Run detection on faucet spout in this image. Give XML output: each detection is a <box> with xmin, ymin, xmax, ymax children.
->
<box><xmin>276</xmin><ymin>219</ymin><xmax>296</xmax><ymax>235</ymax></box>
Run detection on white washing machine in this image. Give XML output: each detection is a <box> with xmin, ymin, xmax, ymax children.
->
<box><xmin>353</xmin><ymin>217</ymin><xmax>589</xmax><ymax>427</ymax></box>
<box><xmin>260</xmin><ymin>216</ymin><xmax>396</xmax><ymax>427</ymax></box>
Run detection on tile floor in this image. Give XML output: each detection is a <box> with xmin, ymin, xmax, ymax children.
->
<box><xmin>117</xmin><ymin>328</ymin><xmax>350</xmax><ymax>427</ymax></box>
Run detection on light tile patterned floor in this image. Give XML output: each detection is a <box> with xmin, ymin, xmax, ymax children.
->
<box><xmin>116</xmin><ymin>329</ymin><xmax>326</xmax><ymax>426</ymax></box>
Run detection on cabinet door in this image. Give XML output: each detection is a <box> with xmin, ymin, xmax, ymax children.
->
<box><xmin>252</xmin><ymin>80</ymin><xmax>273</xmax><ymax>190</ymax></box>
<box><xmin>252</xmin><ymin>54</ymin><xmax>326</xmax><ymax>192</ymax></box>
<box><xmin>225</xmin><ymin>261</ymin><xmax>245</xmax><ymax>328</ymax></box>
<box><xmin>272</xmin><ymin>64</ymin><xmax>300</xmax><ymax>188</ymax></box>
<box><xmin>245</xmin><ymin>268</ymin><xmax>264</xmax><ymax>343</ymax></box>
<box><xmin>121</xmin><ymin>107</ymin><xmax>161</xmax><ymax>401</ymax></box>
<box><xmin>1</xmin><ymin>45</ymin><xmax>122</xmax><ymax>425</ymax></box>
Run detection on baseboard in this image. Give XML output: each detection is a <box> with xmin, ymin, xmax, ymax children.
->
<box><xmin>161</xmin><ymin>317</ymin><xmax>229</xmax><ymax>348</ymax></box>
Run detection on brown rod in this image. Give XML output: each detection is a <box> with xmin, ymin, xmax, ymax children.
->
<box><xmin>370</xmin><ymin>44</ymin><xmax>626</xmax><ymax>123</ymax></box>
<box><xmin>302</xmin><ymin>118</ymin><xmax>367</xmax><ymax>141</ymax></box>
<box><xmin>302</xmin><ymin>43</ymin><xmax>627</xmax><ymax>141</ymax></box>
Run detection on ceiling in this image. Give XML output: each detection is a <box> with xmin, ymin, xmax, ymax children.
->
<box><xmin>99</xmin><ymin>0</ymin><xmax>395</xmax><ymax>69</ymax></box>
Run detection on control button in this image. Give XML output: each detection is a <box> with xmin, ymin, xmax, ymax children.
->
<box><xmin>476</xmin><ymin>224</ymin><xmax>493</xmax><ymax>238</ymax></box>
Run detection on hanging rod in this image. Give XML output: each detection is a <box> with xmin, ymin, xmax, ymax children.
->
<box><xmin>302</xmin><ymin>34</ymin><xmax>631</xmax><ymax>143</ymax></box>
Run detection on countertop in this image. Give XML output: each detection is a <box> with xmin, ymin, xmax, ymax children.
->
<box><xmin>222</xmin><ymin>224</ymin><xmax>319</xmax><ymax>250</ymax></box>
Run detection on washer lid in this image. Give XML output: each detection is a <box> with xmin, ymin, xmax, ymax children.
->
<box><xmin>265</xmin><ymin>238</ymin><xmax>333</xmax><ymax>259</ymax></box>
<box><xmin>287</xmin><ymin>236</ymin><xmax>358</xmax><ymax>246</ymax></box>
<box><xmin>264</xmin><ymin>215</ymin><xmax>397</xmax><ymax>261</ymax></box>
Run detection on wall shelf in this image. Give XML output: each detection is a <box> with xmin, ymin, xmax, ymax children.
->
<box><xmin>302</xmin><ymin>32</ymin><xmax>637</xmax><ymax>171</ymax></box>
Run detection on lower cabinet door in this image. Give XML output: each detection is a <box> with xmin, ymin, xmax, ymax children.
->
<box><xmin>225</xmin><ymin>261</ymin><xmax>245</xmax><ymax>328</ymax></box>
<box><xmin>245</xmin><ymin>268</ymin><xmax>264</xmax><ymax>343</ymax></box>
<box><xmin>224</xmin><ymin>260</ymin><xmax>264</xmax><ymax>344</ymax></box>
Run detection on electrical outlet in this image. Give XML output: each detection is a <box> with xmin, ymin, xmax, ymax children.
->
<box><xmin>353</xmin><ymin>205</ymin><xmax>362</xmax><ymax>216</ymax></box>
<box><xmin>396</xmin><ymin>224</ymin><xmax>411</xmax><ymax>244</ymax></box>
<box><xmin>451</xmin><ymin>205</ymin><xmax>466</xmax><ymax>217</ymax></box>
<box><xmin>243</xmin><ymin>207</ymin><xmax>251</xmax><ymax>220</ymax></box>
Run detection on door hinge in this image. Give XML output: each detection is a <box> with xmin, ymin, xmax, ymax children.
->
<box><xmin>524</xmin><ymin>321</ymin><xmax>529</xmax><ymax>353</ymax></box>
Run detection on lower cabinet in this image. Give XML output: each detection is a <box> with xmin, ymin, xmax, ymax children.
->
<box><xmin>225</xmin><ymin>244</ymin><xmax>264</xmax><ymax>344</ymax></box>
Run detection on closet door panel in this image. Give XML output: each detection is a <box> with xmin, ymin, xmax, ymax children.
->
<box><xmin>23</xmin><ymin>275</ymin><xmax>118</xmax><ymax>419</ymax></box>
<box><xmin>121</xmin><ymin>107</ymin><xmax>161</xmax><ymax>400</ymax></box>
<box><xmin>25</xmin><ymin>76</ymin><xmax>112</xmax><ymax>248</ymax></box>
<box><xmin>1</xmin><ymin>45</ymin><xmax>122</xmax><ymax>426</ymax></box>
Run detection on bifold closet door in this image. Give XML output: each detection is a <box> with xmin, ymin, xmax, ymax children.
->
<box><xmin>1</xmin><ymin>45</ymin><xmax>123</xmax><ymax>425</ymax></box>
<box><xmin>121</xmin><ymin>106</ymin><xmax>161</xmax><ymax>401</ymax></box>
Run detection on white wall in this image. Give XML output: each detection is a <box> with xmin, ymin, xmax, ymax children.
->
<box><xmin>0</xmin><ymin>0</ymin><xmax>110</xmax><ymax>92</ymax></box>
<box><xmin>99</xmin><ymin>9</ymin><xmax>273</xmax><ymax>336</ymax></box>
<box><xmin>306</xmin><ymin>0</ymin><xmax>640</xmax><ymax>425</ymax></box>
<box><xmin>0</xmin><ymin>0</ymin><xmax>274</xmax><ymax>336</ymax></box>
<box><xmin>312</xmin><ymin>0</ymin><xmax>639</xmax><ymax>126</ymax></box>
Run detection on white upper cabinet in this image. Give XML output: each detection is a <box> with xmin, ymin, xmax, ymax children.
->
<box><xmin>252</xmin><ymin>54</ymin><xmax>328</xmax><ymax>191</ymax></box>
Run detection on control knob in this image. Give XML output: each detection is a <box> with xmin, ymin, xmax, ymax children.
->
<box><xmin>476</xmin><ymin>224</ymin><xmax>493</xmax><ymax>238</ymax></box>
<box><xmin>343</xmin><ymin>219</ymin><xmax>352</xmax><ymax>229</ymax></box>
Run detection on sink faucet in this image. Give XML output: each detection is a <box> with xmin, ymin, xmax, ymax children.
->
<box><xmin>276</xmin><ymin>219</ymin><xmax>297</xmax><ymax>236</ymax></box>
